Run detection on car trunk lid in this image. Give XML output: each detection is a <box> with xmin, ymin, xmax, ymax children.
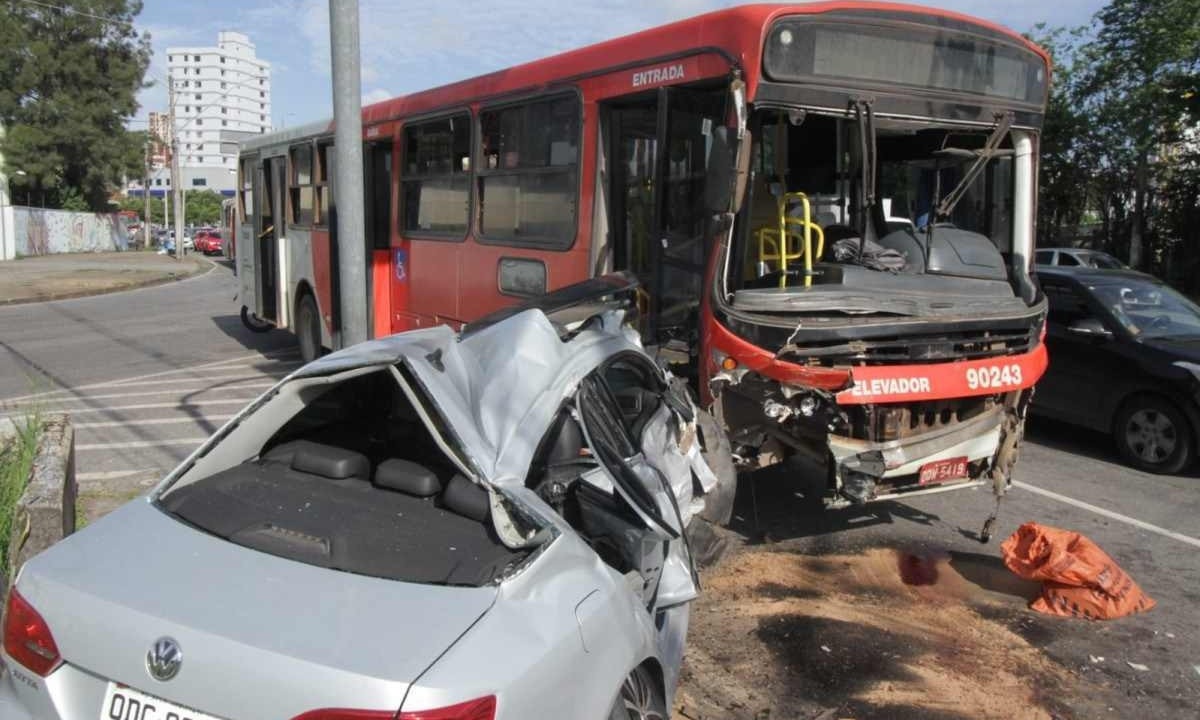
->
<box><xmin>13</xmin><ymin>500</ymin><xmax>496</xmax><ymax>720</ymax></box>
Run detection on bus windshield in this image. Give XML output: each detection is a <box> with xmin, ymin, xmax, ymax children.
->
<box><xmin>731</xmin><ymin>111</ymin><xmax>1016</xmax><ymax>296</ymax></box>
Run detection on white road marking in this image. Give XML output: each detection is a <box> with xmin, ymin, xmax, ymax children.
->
<box><xmin>63</xmin><ymin>398</ymin><xmax>251</xmax><ymax>415</ymax></box>
<box><xmin>0</xmin><ymin>351</ymin><xmax>298</xmax><ymax>404</ymax></box>
<box><xmin>73</xmin><ymin>415</ymin><xmax>236</xmax><ymax>429</ymax></box>
<box><xmin>99</xmin><ymin>372</ymin><xmax>290</xmax><ymax>388</ymax></box>
<box><xmin>8</xmin><ymin>383</ymin><xmax>274</xmax><ymax>404</ymax></box>
<box><xmin>1014</xmin><ymin>480</ymin><xmax>1200</xmax><ymax>550</ymax></box>
<box><xmin>76</xmin><ymin>438</ymin><xmax>207</xmax><ymax>451</ymax></box>
<box><xmin>77</xmin><ymin>469</ymin><xmax>160</xmax><ymax>481</ymax></box>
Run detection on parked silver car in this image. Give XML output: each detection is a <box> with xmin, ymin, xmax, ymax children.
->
<box><xmin>1035</xmin><ymin>247</ymin><xmax>1127</xmax><ymax>269</ymax></box>
<box><xmin>0</xmin><ymin>274</ymin><xmax>735</xmax><ymax>720</ymax></box>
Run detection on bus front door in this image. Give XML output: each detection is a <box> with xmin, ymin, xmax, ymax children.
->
<box><xmin>608</xmin><ymin>86</ymin><xmax>726</xmax><ymax>354</ymax></box>
<box><xmin>257</xmin><ymin>156</ymin><xmax>286</xmax><ymax>323</ymax></box>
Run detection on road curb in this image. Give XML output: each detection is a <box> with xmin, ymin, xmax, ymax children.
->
<box><xmin>3</xmin><ymin>414</ymin><xmax>76</xmax><ymax>595</ymax></box>
<box><xmin>0</xmin><ymin>256</ymin><xmax>216</xmax><ymax>306</ymax></box>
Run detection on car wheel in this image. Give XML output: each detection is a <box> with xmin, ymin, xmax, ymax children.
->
<box><xmin>1114</xmin><ymin>394</ymin><xmax>1194</xmax><ymax>474</ymax></box>
<box><xmin>296</xmin><ymin>293</ymin><xmax>322</xmax><ymax>363</ymax></box>
<box><xmin>607</xmin><ymin>665</ymin><xmax>666</xmax><ymax>720</ymax></box>
<box><xmin>239</xmin><ymin>305</ymin><xmax>273</xmax><ymax>333</ymax></box>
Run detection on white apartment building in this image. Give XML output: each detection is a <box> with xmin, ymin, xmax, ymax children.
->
<box><xmin>164</xmin><ymin>31</ymin><xmax>272</xmax><ymax>194</ymax></box>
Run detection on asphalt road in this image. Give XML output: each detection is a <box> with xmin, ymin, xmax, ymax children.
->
<box><xmin>1</xmin><ymin>261</ymin><xmax>1197</xmax><ymax>716</ymax></box>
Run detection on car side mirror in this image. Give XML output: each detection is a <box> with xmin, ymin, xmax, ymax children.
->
<box><xmin>1067</xmin><ymin>317</ymin><xmax>1113</xmax><ymax>339</ymax></box>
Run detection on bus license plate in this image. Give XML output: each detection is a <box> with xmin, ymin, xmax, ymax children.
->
<box><xmin>100</xmin><ymin>682</ymin><xmax>224</xmax><ymax>720</ymax></box>
<box><xmin>918</xmin><ymin>457</ymin><xmax>968</xmax><ymax>486</ymax></box>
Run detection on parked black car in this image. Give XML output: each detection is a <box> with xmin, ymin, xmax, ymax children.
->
<box><xmin>1034</xmin><ymin>267</ymin><xmax>1200</xmax><ymax>474</ymax></box>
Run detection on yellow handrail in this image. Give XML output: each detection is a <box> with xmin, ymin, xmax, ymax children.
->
<box><xmin>755</xmin><ymin>192</ymin><xmax>825</xmax><ymax>287</ymax></box>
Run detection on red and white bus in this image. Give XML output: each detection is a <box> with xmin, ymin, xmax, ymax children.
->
<box><xmin>237</xmin><ymin>3</ymin><xmax>1051</xmax><ymax>533</ymax></box>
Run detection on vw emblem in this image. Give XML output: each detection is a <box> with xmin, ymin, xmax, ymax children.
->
<box><xmin>146</xmin><ymin>637</ymin><xmax>182</xmax><ymax>682</ymax></box>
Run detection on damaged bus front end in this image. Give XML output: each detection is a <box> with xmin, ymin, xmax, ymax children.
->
<box><xmin>699</xmin><ymin>9</ymin><xmax>1051</xmax><ymax>539</ymax></box>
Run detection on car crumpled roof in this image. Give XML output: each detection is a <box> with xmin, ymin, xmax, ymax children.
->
<box><xmin>293</xmin><ymin>309</ymin><xmax>638</xmax><ymax>484</ymax></box>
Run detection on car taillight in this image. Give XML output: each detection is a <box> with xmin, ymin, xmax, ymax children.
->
<box><xmin>2</xmin><ymin>587</ymin><xmax>62</xmax><ymax>676</ymax></box>
<box><xmin>291</xmin><ymin>696</ymin><xmax>495</xmax><ymax>720</ymax></box>
<box><xmin>399</xmin><ymin>696</ymin><xmax>496</xmax><ymax>720</ymax></box>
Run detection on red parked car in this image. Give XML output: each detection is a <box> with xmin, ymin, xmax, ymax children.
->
<box><xmin>193</xmin><ymin>230</ymin><xmax>223</xmax><ymax>256</ymax></box>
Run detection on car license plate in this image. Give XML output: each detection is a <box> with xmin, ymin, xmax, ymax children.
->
<box><xmin>100</xmin><ymin>682</ymin><xmax>224</xmax><ymax>720</ymax></box>
<box><xmin>918</xmin><ymin>456</ymin><xmax>968</xmax><ymax>486</ymax></box>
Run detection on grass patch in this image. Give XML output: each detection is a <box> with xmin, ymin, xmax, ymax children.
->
<box><xmin>1</xmin><ymin>412</ymin><xmax>42</xmax><ymax>582</ymax></box>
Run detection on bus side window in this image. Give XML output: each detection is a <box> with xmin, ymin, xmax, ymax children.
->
<box><xmin>239</xmin><ymin>158</ymin><xmax>254</xmax><ymax>222</ymax></box>
<box><xmin>315</xmin><ymin>141</ymin><xmax>334</xmax><ymax>228</ymax></box>
<box><xmin>478</xmin><ymin>95</ymin><xmax>579</xmax><ymax>249</ymax></box>
<box><xmin>289</xmin><ymin>143</ymin><xmax>315</xmax><ymax>226</ymax></box>
<box><xmin>400</xmin><ymin>114</ymin><xmax>471</xmax><ymax>238</ymax></box>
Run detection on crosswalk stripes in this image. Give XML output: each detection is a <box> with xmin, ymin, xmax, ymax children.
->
<box><xmin>1</xmin><ymin>352</ymin><xmax>301</xmax><ymax>513</ymax></box>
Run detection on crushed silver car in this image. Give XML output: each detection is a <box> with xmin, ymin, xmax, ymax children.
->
<box><xmin>0</xmin><ymin>273</ymin><xmax>735</xmax><ymax>720</ymax></box>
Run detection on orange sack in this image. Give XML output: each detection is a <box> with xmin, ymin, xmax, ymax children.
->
<box><xmin>1000</xmin><ymin>522</ymin><xmax>1155</xmax><ymax>620</ymax></box>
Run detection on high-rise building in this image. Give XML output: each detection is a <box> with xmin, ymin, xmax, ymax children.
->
<box><xmin>148</xmin><ymin>111</ymin><xmax>170</xmax><ymax>169</ymax></box>
<box><xmin>165</xmin><ymin>31</ymin><xmax>272</xmax><ymax>194</ymax></box>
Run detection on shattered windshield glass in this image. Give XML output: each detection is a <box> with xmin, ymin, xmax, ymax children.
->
<box><xmin>732</xmin><ymin>113</ymin><xmax>1014</xmax><ymax>291</ymax></box>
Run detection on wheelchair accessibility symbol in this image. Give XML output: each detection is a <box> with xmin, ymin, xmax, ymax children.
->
<box><xmin>395</xmin><ymin>249</ymin><xmax>407</xmax><ymax>282</ymax></box>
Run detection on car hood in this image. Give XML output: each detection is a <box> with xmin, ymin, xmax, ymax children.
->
<box><xmin>15</xmin><ymin>500</ymin><xmax>497</xmax><ymax>720</ymax></box>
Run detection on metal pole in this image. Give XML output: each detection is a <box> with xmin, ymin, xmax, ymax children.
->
<box><xmin>170</xmin><ymin>75</ymin><xmax>185</xmax><ymax>261</ymax></box>
<box><xmin>143</xmin><ymin>136</ymin><xmax>152</xmax><ymax>250</ymax></box>
<box><xmin>330</xmin><ymin>0</ymin><xmax>367</xmax><ymax>347</ymax></box>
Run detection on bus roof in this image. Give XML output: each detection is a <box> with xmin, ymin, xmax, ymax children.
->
<box><xmin>243</xmin><ymin>2</ymin><xmax>1049</xmax><ymax>151</ymax></box>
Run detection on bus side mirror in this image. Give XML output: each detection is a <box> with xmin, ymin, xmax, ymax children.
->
<box><xmin>706</xmin><ymin>127</ymin><xmax>751</xmax><ymax>215</ymax></box>
<box><xmin>705</xmin><ymin>126</ymin><xmax>733</xmax><ymax>214</ymax></box>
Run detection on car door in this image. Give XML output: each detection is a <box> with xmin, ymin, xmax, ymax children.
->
<box><xmin>1038</xmin><ymin>279</ymin><xmax>1119</xmax><ymax>426</ymax></box>
<box><xmin>575</xmin><ymin>366</ymin><xmax>699</xmax><ymax>610</ymax></box>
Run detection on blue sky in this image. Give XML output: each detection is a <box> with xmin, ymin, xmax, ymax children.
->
<box><xmin>133</xmin><ymin>0</ymin><xmax>1108</xmax><ymax>128</ymax></box>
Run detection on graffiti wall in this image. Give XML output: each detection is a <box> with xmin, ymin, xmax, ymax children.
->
<box><xmin>11</xmin><ymin>208</ymin><xmax>130</xmax><ymax>256</ymax></box>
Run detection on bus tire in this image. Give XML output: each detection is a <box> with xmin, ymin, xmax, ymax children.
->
<box><xmin>296</xmin><ymin>293</ymin><xmax>323</xmax><ymax>364</ymax></box>
<box><xmin>240</xmin><ymin>305</ymin><xmax>272</xmax><ymax>333</ymax></box>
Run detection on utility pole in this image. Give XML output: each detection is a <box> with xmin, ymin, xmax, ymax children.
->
<box><xmin>330</xmin><ymin>0</ymin><xmax>367</xmax><ymax>347</ymax></box>
<box><xmin>143</xmin><ymin>133</ymin><xmax>152</xmax><ymax>250</ymax></box>
<box><xmin>169</xmin><ymin>74</ymin><xmax>185</xmax><ymax>261</ymax></box>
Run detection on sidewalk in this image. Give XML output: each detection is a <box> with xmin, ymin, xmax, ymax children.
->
<box><xmin>0</xmin><ymin>251</ymin><xmax>212</xmax><ymax>305</ymax></box>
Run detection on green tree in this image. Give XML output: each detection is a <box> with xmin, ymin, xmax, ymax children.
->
<box><xmin>1076</xmin><ymin>0</ymin><xmax>1200</xmax><ymax>269</ymax></box>
<box><xmin>0</xmin><ymin>0</ymin><xmax>151</xmax><ymax>211</ymax></box>
<box><xmin>117</xmin><ymin>193</ymin><xmax>164</xmax><ymax>223</ymax></box>
<box><xmin>1028</xmin><ymin>25</ymin><xmax>1095</xmax><ymax>246</ymax></box>
<box><xmin>184</xmin><ymin>190</ymin><xmax>224</xmax><ymax>226</ymax></box>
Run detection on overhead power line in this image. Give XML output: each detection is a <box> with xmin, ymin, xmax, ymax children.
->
<box><xmin>16</xmin><ymin>0</ymin><xmax>135</xmax><ymax>27</ymax></box>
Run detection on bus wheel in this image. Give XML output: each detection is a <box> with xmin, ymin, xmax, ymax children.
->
<box><xmin>240</xmin><ymin>305</ymin><xmax>272</xmax><ymax>333</ymax></box>
<box><xmin>296</xmin><ymin>294</ymin><xmax>322</xmax><ymax>363</ymax></box>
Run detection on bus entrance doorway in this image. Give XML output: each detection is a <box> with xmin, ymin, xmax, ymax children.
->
<box><xmin>257</xmin><ymin>156</ymin><xmax>286</xmax><ymax>323</ymax></box>
<box><xmin>607</xmin><ymin>86</ymin><xmax>726</xmax><ymax>364</ymax></box>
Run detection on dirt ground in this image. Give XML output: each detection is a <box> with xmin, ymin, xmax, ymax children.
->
<box><xmin>675</xmin><ymin>546</ymin><xmax>1118</xmax><ymax>720</ymax></box>
<box><xmin>0</xmin><ymin>251</ymin><xmax>210</xmax><ymax>304</ymax></box>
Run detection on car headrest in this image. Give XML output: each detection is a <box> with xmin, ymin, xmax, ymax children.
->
<box><xmin>261</xmin><ymin>439</ymin><xmax>307</xmax><ymax>465</ymax></box>
<box><xmin>441</xmin><ymin>474</ymin><xmax>490</xmax><ymax>522</ymax></box>
<box><xmin>374</xmin><ymin>459</ymin><xmax>442</xmax><ymax>497</ymax></box>
<box><xmin>288</xmin><ymin>442</ymin><xmax>370</xmax><ymax>481</ymax></box>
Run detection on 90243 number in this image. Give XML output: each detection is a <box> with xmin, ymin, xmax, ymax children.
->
<box><xmin>966</xmin><ymin>364</ymin><xmax>1023</xmax><ymax>390</ymax></box>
